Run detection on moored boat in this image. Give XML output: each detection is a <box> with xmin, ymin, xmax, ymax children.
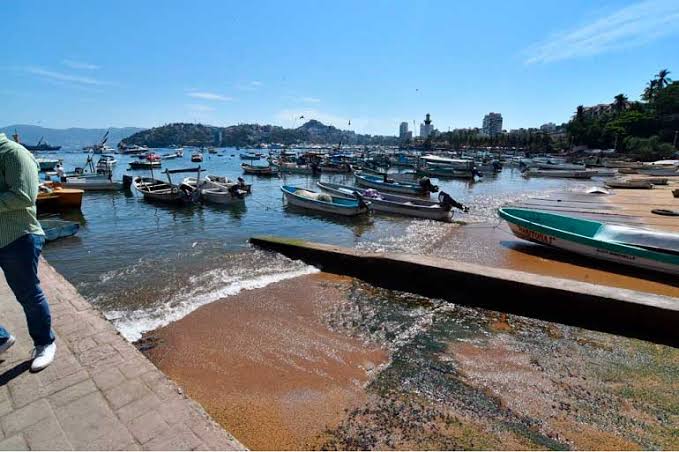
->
<box><xmin>36</xmin><ymin>182</ymin><xmax>84</xmax><ymax>212</ymax></box>
<box><xmin>604</xmin><ymin>178</ymin><xmax>654</xmax><ymax>189</ymax></box>
<box><xmin>182</xmin><ymin>177</ymin><xmax>247</xmax><ymax>205</ymax></box>
<box><xmin>241</xmin><ymin>163</ymin><xmax>277</xmax><ymax>176</ymax></box>
<box><xmin>317</xmin><ymin>181</ymin><xmax>466</xmax><ymax>222</ymax></box>
<box><xmin>59</xmin><ymin>173</ymin><xmax>124</xmax><ymax>191</ymax></box>
<box><xmin>36</xmin><ymin>158</ymin><xmax>61</xmax><ymax>171</ymax></box>
<box><xmin>281</xmin><ymin>185</ymin><xmax>369</xmax><ymax>216</ymax></box>
<box><xmin>523</xmin><ymin>168</ymin><xmax>593</xmax><ymax>179</ymax></box>
<box><xmin>40</xmin><ymin>219</ymin><xmax>80</xmax><ymax>242</ymax></box>
<box><xmin>191</xmin><ymin>152</ymin><xmax>203</xmax><ymax>163</ymax></box>
<box><xmin>354</xmin><ymin>172</ymin><xmax>438</xmax><ymax>195</ymax></box>
<box><xmin>498</xmin><ymin>207</ymin><xmax>679</xmax><ymax>275</ymax></box>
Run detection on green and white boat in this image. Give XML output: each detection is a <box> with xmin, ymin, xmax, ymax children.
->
<box><xmin>498</xmin><ymin>207</ymin><xmax>679</xmax><ymax>275</ymax></box>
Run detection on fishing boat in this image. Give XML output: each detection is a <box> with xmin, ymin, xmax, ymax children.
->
<box><xmin>354</xmin><ymin>172</ymin><xmax>438</xmax><ymax>195</ymax></box>
<box><xmin>240</xmin><ymin>152</ymin><xmax>260</xmax><ymax>160</ymax></box>
<box><xmin>319</xmin><ymin>162</ymin><xmax>352</xmax><ymax>173</ymax></box>
<box><xmin>204</xmin><ymin>175</ymin><xmax>251</xmax><ymax>193</ymax></box>
<box><xmin>36</xmin><ymin>183</ymin><xmax>83</xmax><ymax>212</ymax></box>
<box><xmin>207</xmin><ymin>147</ymin><xmax>218</xmax><ymax>154</ymax></box>
<box><xmin>604</xmin><ymin>179</ymin><xmax>654</xmax><ymax>189</ymax></box>
<box><xmin>129</xmin><ymin>160</ymin><xmax>161</xmax><ymax>170</ymax></box>
<box><xmin>162</xmin><ymin>150</ymin><xmax>184</xmax><ymax>160</ymax></box>
<box><xmin>271</xmin><ymin>160</ymin><xmax>317</xmax><ymax>174</ymax></box>
<box><xmin>498</xmin><ymin>207</ymin><xmax>679</xmax><ymax>275</ymax></box>
<box><xmin>40</xmin><ymin>219</ymin><xmax>80</xmax><ymax>242</ymax></box>
<box><xmin>241</xmin><ymin>163</ymin><xmax>277</xmax><ymax>176</ymax></box>
<box><xmin>281</xmin><ymin>185</ymin><xmax>369</xmax><ymax>216</ymax></box>
<box><xmin>58</xmin><ymin>173</ymin><xmax>123</xmax><ymax>191</ymax></box>
<box><xmin>416</xmin><ymin>155</ymin><xmax>477</xmax><ymax>179</ymax></box>
<box><xmin>523</xmin><ymin>168</ymin><xmax>593</xmax><ymax>179</ymax></box>
<box><xmin>317</xmin><ymin>181</ymin><xmax>466</xmax><ymax>222</ymax></box>
<box><xmin>132</xmin><ymin>167</ymin><xmax>202</xmax><ymax>204</ymax></box>
<box><xmin>637</xmin><ymin>166</ymin><xmax>679</xmax><ymax>176</ymax></box>
<box><xmin>182</xmin><ymin>177</ymin><xmax>247</xmax><ymax>205</ymax></box>
<box><xmin>533</xmin><ymin>163</ymin><xmax>586</xmax><ymax>171</ymax></box>
<box><xmin>191</xmin><ymin>152</ymin><xmax>203</xmax><ymax>163</ymax></box>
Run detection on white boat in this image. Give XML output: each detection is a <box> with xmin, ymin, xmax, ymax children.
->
<box><xmin>60</xmin><ymin>174</ymin><xmax>123</xmax><ymax>191</ymax></box>
<box><xmin>317</xmin><ymin>181</ymin><xmax>465</xmax><ymax>222</ymax></box>
<box><xmin>204</xmin><ymin>175</ymin><xmax>251</xmax><ymax>193</ymax></box>
<box><xmin>96</xmin><ymin>155</ymin><xmax>117</xmax><ymax>173</ymax></box>
<box><xmin>523</xmin><ymin>168</ymin><xmax>593</xmax><ymax>179</ymax></box>
<box><xmin>182</xmin><ymin>177</ymin><xmax>246</xmax><ymax>205</ymax></box>
<box><xmin>534</xmin><ymin>163</ymin><xmax>586</xmax><ymax>171</ymax></box>
<box><xmin>354</xmin><ymin>172</ymin><xmax>438</xmax><ymax>195</ymax></box>
<box><xmin>604</xmin><ymin>178</ymin><xmax>654</xmax><ymax>189</ymax></box>
<box><xmin>281</xmin><ymin>185</ymin><xmax>369</xmax><ymax>216</ymax></box>
<box><xmin>637</xmin><ymin>166</ymin><xmax>679</xmax><ymax>176</ymax></box>
<box><xmin>36</xmin><ymin>158</ymin><xmax>61</xmax><ymax>171</ymax></box>
<box><xmin>132</xmin><ymin>168</ymin><xmax>201</xmax><ymax>204</ymax></box>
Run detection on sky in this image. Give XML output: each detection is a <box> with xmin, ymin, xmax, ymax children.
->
<box><xmin>3</xmin><ymin>0</ymin><xmax>679</xmax><ymax>135</ymax></box>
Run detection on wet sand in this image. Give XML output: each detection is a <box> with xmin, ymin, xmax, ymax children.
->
<box><xmin>435</xmin><ymin>182</ymin><xmax>678</xmax><ymax>297</ymax></box>
<box><xmin>142</xmin><ymin>273</ymin><xmax>388</xmax><ymax>450</ymax></box>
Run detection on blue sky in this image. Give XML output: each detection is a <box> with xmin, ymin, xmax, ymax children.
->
<box><xmin>3</xmin><ymin>0</ymin><xmax>679</xmax><ymax>135</ymax></box>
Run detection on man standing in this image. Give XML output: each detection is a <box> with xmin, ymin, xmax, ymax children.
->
<box><xmin>0</xmin><ymin>132</ymin><xmax>56</xmax><ymax>371</ymax></box>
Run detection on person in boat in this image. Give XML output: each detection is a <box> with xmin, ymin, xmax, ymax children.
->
<box><xmin>55</xmin><ymin>163</ymin><xmax>66</xmax><ymax>181</ymax></box>
<box><xmin>0</xmin><ymin>133</ymin><xmax>56</xmax><ymax>371</ymax></box>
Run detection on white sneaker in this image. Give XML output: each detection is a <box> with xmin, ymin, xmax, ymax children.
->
<box><xmin>31</xmin><ymin>342</ymin><xmax>56</xmax><ymax>372</ymax></box>
<box><xmin>0</xmin><ymin>336</ymin><xmax>15</xmax><ymax>354</ymax></box>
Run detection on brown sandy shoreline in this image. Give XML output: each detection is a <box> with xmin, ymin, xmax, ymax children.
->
<box><xmin>141</xmin><ymin>181</ymin><xmax>678</xmax><ymax>450</ymax></box>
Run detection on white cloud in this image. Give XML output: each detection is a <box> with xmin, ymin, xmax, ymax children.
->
<box><xmin>25</xmin><ymin>67</ymin><xmax>113</xmax><ymax>86</ymax></box>
<box><xmin>62</xmin><ymin>59</ymin><xmax>100</xmax><ymax>70</ymax></box>
<box><xmin>236</xmin><ymin>81</ymin><xmax>263</xmax><ymax>91</ymax></box>
<box><xmin>186</xmin><ymin>91</ymin><xmax>233</xmax><ymax>101</ymax></box>
<box><xmin>187</xmin><ymin>104</ymin><xmax>215</xmax><ymax>112</ymax></box>
<box><xmin>524</xmin><ymin>0</ymin><xmax>679</xmax><ymax>64</ymax></box>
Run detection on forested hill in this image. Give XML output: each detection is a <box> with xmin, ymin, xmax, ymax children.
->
<box><xmin>120</xmin><ymin>120</ymin><xmax>398</xmax><ymax>147</ymax></box>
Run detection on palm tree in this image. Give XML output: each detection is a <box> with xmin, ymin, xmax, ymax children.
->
<box><xmin>575</xmin><ymin>105</ymin><xmax>585</xmax><ymax>122</ymax></box>
<box><xmin>656</xmin><ymin>69</ymin><xmax>672</xmax><ymax>89</ymax></box>
<box><xmin>612</xmin><ymin>94</ymin><xmax>629</xmax><ymax>113</ymax></box>
<box><xmin>643</xmin><ymin>79</ymin><xmax>658</xmax><ymax>102</ymax></box>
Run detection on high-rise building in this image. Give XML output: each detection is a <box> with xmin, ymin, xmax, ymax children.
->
<box><xmin>419</xmin><ymin>113</ymin><xmax>434</xmax><ymax>138</ymax></box>
<box><xmin>482</xmin><ymin>113</ymin><xmax>503</xmax><ymax>136</ymax></box>
<box><xmin>399</xmin><ymin>122</ymin><xmax>409</xmax><ymax>139</ymax></box>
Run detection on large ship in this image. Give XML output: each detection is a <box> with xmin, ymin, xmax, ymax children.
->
<box><xmin>12</xmin><ymin>131</ymin><xmax>61</xmax><ymax>151</ymax></box>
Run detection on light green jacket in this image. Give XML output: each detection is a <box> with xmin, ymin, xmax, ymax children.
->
<box><xmin>0</xmin><ymin>133</ymin><xmax>44</xmax><ymax>249</ymax></box>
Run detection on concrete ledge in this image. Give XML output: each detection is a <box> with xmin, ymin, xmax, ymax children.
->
<box><xmin>250</xmin><ymin>236</ymin><xmax>679</xmax><ymax>348</ymax></box>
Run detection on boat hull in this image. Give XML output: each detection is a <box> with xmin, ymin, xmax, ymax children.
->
<box><xmin>354</xmin><ymin>174</ymin><xmax>426</xmax><ymax>195</ymax></box>
<box><xmin>281</xmin><ymin>186</ymin><xmax>367</xmax><ymax>216</ymax></box>
<box><xmin>500</xmin><ymin>208</ymin><xmax>679</xmax><ymax>275</ymax></box>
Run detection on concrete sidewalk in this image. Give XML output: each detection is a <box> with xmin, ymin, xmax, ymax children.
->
<box><xmin>0</xmin><ymin>259</ymin><xmax>245</xmax><ymax>451</ymax></box>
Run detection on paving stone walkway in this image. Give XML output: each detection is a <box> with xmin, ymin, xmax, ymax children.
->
<box><xmin>0</xmin><ymin>259</ymin><xmax>245</xmax><ymax>451</ymax></box>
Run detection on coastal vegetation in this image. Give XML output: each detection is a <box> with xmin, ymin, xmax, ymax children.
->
<box><xmin>121</xmin><ymin>120</ymin><xmax>399</xmax><ymax>148</ymax></box>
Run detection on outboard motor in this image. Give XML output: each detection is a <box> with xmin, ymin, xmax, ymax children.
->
<box><xmin>418</xmin><ymin>176</ymin><xmax>439</xmax><ymax>193</ymax></box>
<box><xmin>438</xmin><ymin>191</ymin><xmax>468</xmax><ymax>212</ymax></box>
<box><xmin>122</xmin><ymin>174</ymin><xmax>134</xmax><ymax>190</ymax></box>
<box><xmin>228</xmin><ymin>183</ymin><xmax>245</xmax><ymax>199</ymax></box>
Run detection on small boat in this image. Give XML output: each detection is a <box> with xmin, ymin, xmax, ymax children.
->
<box><xmin>96</xmin><ymin>155</ymin><xmax>117</xmax><ymax>173</ymax></box>
<box><xmin>499</xmin><ymin>207</ymin><xmax>679</xmax><ymax>275</ymax></box>
<box><xmin>204</xmin><ymin>175</ymin><xmax>251</xmax><ymax>193</ymax></box>
<box><xmin>354</xmin><ymin>172</ymin><xmax>438</xmax><ymax>195</ymax></box>
<box><xmin>36</xmin><ymin>158</ymin><xmax>61</xmax><ymax>172</ymax></box>
<box><xmin>637</xmin><ymin>166</ymin><xmax>679</xmax><ymax>176</ymax></box>
<box><xmin>317</xmin><ymin>181</ymin><xmax>466</xmax><ymax>222</ymax></box>
<box><xmin>271</xmin><ymin>161</ymin><xmax>317</xmax><ymax>174</ymax></box>
<box><xmin>281</xmin><ymin>185</ymin><xmax>369</xmax><ymax>216</ymax></box>
<box><xmin>36</xmin><ymin>183</ymin><xmax>83</xmax><ymax>212</ymax></box>
<box><xmin>604</xmin><ymin>179</ymin><xmax>653</xmax><ymax>189</ymax></box>
<box><xmin>523</xmin><ymin>168</ymin><xmax>593</xmax><ymax>179</ymax></box>
<box><xmin>241</xmin><ymin>163</ymin><xmax>277</xmax><ymax>176</ymax></box>
<box><xmin>129</xmin><ymin>160</ymin><xmax>161</xmax><ymax>170</ymax></box>
<box><xmin>207</xmin><ymin>147</ymin><xmax>218</xmax><ymax>154</ymax></box>
<box><xmin>132</xmin><ymin>168</ymin><xmax>202</xmax><ymax>204</ymax></box>
<box><xmin>534</xmin><ymin>163</ymin><xmax>586</xmax><ymax>171</ymax></box>
<box><xmin>162</xmin><ymin>150</ymin><xmax>184</xmax><ymax>160</ymax></box>
<box><xmin>40</xmin><ymin>219</ymin><xmax>80</xmax><ymax>242</ymax></box>
<box><xmin>627</xmin><ymin>177</ymin><xmax>668</xmax><ymax>185</ymax></box>
<box><xmin>59</xmin><ymin>174</ymin><xmax>123</xmax><ymax>191</ymax></box>
<box><xmin>23</xmin><ymin>137</ymin><xmax>61</xmax><ymax>152</ymax></box>
<box><xmin>182</xmin><ymin>177</ymin><xmax>246</xmax><ymax>205</ymax></box>
<box><xmin>240</xmin><ymin>152</ymin><xmax>260</xmax><ymax>160</ymax></box>
<box><xmin>319</xmin><ymin>162</ymin><xmax>352</xmax><ymax>173</ymax></box>
<box><xmin>191</xmin><ymin>152</ymin><xmax>203</xmax><ymax>163</ymax></box>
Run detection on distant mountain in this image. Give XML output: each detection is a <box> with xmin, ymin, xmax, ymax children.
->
<box><xmin>0</xmin><ymin>125</ymin><xmax>146</xmax><ymax>148</ymax></box>
<box><xmin>122</xmin><ymin>121</ymin><xmax>398</xmax><ymax>147</ymax></box>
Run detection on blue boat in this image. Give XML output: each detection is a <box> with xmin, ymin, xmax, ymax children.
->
<box><xmin>280</xmin><ymin>185</ymin><xmax>369</xmax><ymax>216</ymax></box>
<box><xmin>40</xmin><ymin>219</ymin><xmax>80</xmax><ymax>242</ymax></box>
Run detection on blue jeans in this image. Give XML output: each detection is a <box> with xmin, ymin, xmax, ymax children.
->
<box><xmin>0</xmin><ymin>234</ymin><xmax>55</xmax><ymax>347</ymax></box>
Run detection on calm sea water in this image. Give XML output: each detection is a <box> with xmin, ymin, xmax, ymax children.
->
<box><xmin>39</xmin><ymin>148</ymin><xmax>589</xmax><ymax>340</ymax></box>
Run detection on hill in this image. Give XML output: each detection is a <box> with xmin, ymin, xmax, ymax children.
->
<box><xmin>0</xmin><ymin>125</ymin><xmax>145</xmax><ymax>148</ymax></box>
<box><xmin>121</xmin><ymin>121</ymin><xmax>398</xmax><ymax>147</ymax></box>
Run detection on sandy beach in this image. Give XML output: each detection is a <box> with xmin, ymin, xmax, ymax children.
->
<box><xmin>141</xmin><ymin>181</ymin><xmax>679</xmax><ymax>450</ymax></box>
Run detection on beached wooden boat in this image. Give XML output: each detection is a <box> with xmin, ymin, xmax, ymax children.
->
<box><xmin>317</xmin><ymin>181</ymin><xmax>464</xmax><ymax>222</ymax></box>
<box><xmin>523</xmin><ymin>168</ymin><xmax>593</xmax><ymax>179</ymax></box>
<box><xmin>498</xmin><ymin>207</ymin><xmax>679</xmax><ymax>275</ymax></box>
<box><xmin>40</xmin><ymin>219</ymin><xmax>80</xmax><ymax>242</ymax></box>
<box><xmin>637</xmin><ymin>166</ymin><xmax>679</xmax><ymax>176</ymax></box>
<box><xmin>603</xmin><ymin>179</ymin><xmax>653</xmax><ymax>189</ymax></box>
<box><xmin>627</xmin><ymin>177</ymin><xmax>668</xmax><ymax>185</ymax></box>
<box><xmin>281</xmin><ymin>185</ymin><xmax>369</xmax><ymax>216</ymax></box>
<box><xmin>241</xmin><ymin>163</ymin><xmax>277</xmax><ymax>176</ymax></box>
<box><xmin>354</xmin><ymin>172</ymin><xmax>438</xmax><ymax>195</ymax></box>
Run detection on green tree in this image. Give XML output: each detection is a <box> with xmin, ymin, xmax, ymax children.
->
<box><xmin>656</xmin><ymin>69</ymin><xmax>672</xmax><ymax>90</ymax></box>
<box><xmin>612</xmin><ymin>94</ymin><xmax>629</xmax><ymax>113</ymax></box>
